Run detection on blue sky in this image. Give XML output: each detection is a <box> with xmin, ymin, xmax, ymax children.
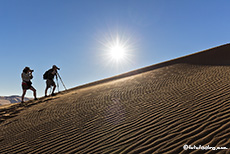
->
<box><xmin>1</xmin><ymin>0</ymin><xmax>230</xmax><ymax>97</ymax></box>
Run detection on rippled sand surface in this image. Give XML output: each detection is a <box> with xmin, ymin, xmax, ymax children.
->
<box><xmin>1</xmin><ymin>44</ymin><xmax>230</xmax><ymax>153</ymax></box>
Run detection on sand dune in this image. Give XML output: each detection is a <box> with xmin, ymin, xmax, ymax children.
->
<box><xmin>1</xmin><ymin>44</ymin><xmax>230</xmax><ymax>153</ymax></box>
<box><xmin>0</xmin><ymin>96</ymin><xmax>30</xmax><ymax>106</ymax></box>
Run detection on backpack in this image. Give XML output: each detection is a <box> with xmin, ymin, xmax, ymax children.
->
<box><xmin>43</xmin><ymin>70</ymin><xmax>49</xmax><ymax>80</ymax></box>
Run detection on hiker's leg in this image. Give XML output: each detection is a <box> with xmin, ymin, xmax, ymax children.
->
<box><xmin>51</xmin><ymin>80</ymin><xmax>56</xmax><ymax>95</ymax></box>
<box><xmin>45</xmin><ymin>87</ymin><xmax>49</xmax><ymax>96</ymax></box>
<box><xmin>45</xmin><ymin>80</ymin><xmax>50</xmax><ymax>96</ymax></box>
<box><xmin>30</xmin><ymin>86</ymin><xmax>37</xmax><ymax>100</ymax></box>
<box><xmin>22</xmin><ymin>89</ymin><xmax>27</xmax><ymax>102</ymax></box>
<box><xmin>52</xmin><ymin>84</ymin><xmax>56</xmax><ymax>94</ymax></box>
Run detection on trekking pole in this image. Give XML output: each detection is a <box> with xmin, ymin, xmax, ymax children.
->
<box><xmin>57</xmin><ymin>72</ymin><xmax>67</xmax><ymax>90</ymax></box>
<box><xmin>56</xmin><ymin>74</ymin><xmax>60</xmax><ymax>92</ymax></box>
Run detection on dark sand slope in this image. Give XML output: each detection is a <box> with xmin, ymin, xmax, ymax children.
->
<box><xmin>1</xmin><ymin>44</ymin><xmax>230</xmax><ymax>153</ymax></box>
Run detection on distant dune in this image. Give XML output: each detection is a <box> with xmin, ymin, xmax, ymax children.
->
<box><xmin>1</xmin><ymin>44</ymin><xmax>230</xmax><ymax>153</ymax></box>
<box><xmin>0</xmin><ymin>95</ymin><xmax>30</xmax><ymax>106</ymax></box>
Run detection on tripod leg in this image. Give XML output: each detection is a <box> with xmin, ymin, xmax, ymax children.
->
<box><xmin>56</xmin><ymin>75</ymin><xmax>60</xmax><ymax>92</ymax></box>
<box><xmin>57</xmin><ymin>73</ymin><xmax>67</xmax><ymax>90</ymax></box>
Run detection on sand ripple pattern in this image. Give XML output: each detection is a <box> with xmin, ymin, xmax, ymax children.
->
<box><xmin>1</xmin><ymin>64</ymin><xmax>230</xmax><ymax>153</ymax></box>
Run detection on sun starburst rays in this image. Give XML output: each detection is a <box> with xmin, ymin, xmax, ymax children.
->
<box><xmin>98</xmin><ymin>32</ymin><xmax>135</xmax><ymax>71</ymax></box>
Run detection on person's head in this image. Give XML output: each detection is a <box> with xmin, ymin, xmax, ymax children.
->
<box><xmin>52</xmin><ymin>65</ymin><xmax>60</xmax><ymax>71</ymax></box>
<box><xmin>23</xmin><ymin>67</ymin><xmax>34</xmax><ymax>73</ymax></box>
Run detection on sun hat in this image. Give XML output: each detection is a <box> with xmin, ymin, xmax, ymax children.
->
<box><xmin>52</xmin><ymin>65</ymin><xmax>60</xmax><ymax>70</ymax></box>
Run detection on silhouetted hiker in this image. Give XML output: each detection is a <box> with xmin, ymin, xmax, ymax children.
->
<box><xmin>21</xmin><ymin>67</ymin><xmax>37</xmax><ymax>102</ymax></box>
<box><xmin>44</xmin><ymin>65</ymin><xmax>60</xmax><ymax>97</ymax></box>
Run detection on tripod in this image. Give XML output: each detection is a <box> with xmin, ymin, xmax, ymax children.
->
<box><xmin>55</xmin><ymin>72</ymin><xmax>67</xmax><ymax>92</ymax></box>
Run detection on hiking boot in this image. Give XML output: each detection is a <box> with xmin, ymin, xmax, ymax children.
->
<box><xmin>20</xmin><ymin>101</ymin><xmax>26</xmax><ymax>106</ymax></box>
<box><xmin>34</xmin><ymin>98</ymin><xmax>38</xmax><ymax>100</ymax></box>
<box><xmin>51</xmin><ymin>93</ymin><xmax>56</xmax><ymax>96</ymax></box>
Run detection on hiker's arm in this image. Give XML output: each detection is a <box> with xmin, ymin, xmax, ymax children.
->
<box><xmin>52</xmin><ymin>70</ymin><xmax>58</xmax><ymax>76</ymax></box>
<box><xmin>29</xmin><ymin>72</ymin><xmax>33</xmax><ymax>79</ymax></box>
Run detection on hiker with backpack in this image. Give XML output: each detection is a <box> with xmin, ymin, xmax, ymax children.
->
<box><xmin>21</xmin><ymin>67</ymin><xmax>37</xmax><ymax>102</ymax></box>
<box><xmin>44</xmin><ymin>65</ymin><xmax>60</xmax><ymax>97</ymax></box>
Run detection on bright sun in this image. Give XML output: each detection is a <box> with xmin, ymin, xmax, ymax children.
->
<box><xmin>99</xmin><ymin>31</ymin><xmax>135</xmax><ymax>68</ymax></box>
<box><xmin>109</xmin><ymin>44</ymin><xmax>126</xmax><ymax>60</ymax></box>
